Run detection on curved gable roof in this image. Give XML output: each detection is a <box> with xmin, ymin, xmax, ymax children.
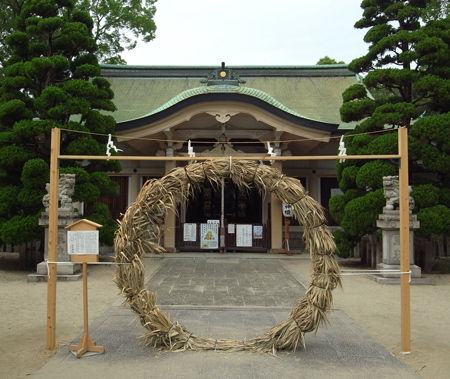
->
<box><xmin>116</xmin><ymin>85</ymin><xmax>338</xmax><ymax>133</ymax></box>
<box><xmin>102</xmin><ymin>65</ymin><xmax>357</xmax><ymax>133</ymax></box>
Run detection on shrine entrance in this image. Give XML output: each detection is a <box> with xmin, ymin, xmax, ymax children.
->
<box><xmin>176</xmin><ymin>180</ymin><xmax>268</xmax><ymax>252</ymax></box>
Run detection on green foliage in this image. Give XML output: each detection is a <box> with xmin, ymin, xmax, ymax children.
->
<box><xmin>367</xmin><ymin>132</ymin><xmax>398</xmax><ymax>154</ymax></box>
<box><xmin>1</xmin><ymin>0</ymin><xmax>158</xmax><ymax>68</ymax></box>
<box><xmin>66</xmin><ymin>136</ymin><xmax>103</xmax><ymax>155</ymax></box>
<box><xmin>341</xmin><ymin>189</ymin><xmax>385</xmax><ymax>238</ymax></box>
<box><xmin>17</xmin><ymin>187</ymin><xmax>46</xmax><ymax>208</ymax></box>
<box><xmin>332</xmin><ymin>230</ymin><xmax>356</xmax><ymax>258</ymax></box>
<box><xmin>21</xmin><ymin>158</ymin><xmax>49</xmax><ymax>188</ymax></box>
<box><xmin>340</xmin><ymin>98</ymin><xmax>376</xmax><ymax>122</ymax></box>
<box><xmin>346</xmin><ymin>134</ymin><xmax>373</xmax><ymax>155</ymax></box>
<box><xmin>439</xmin><ymin>187</ymin><xmax>450</xmax><ymax>207</ymax></box>
<box><xmin>316</xmin><ymin>56</ymin><xmax>345</xmax><ymax>65</ymax></box>
<box><xmin>59</xmin><ymin>167</ymin><xmax>89</xmax><ymax>183</ymax></box>
<box><xmin>416</xmin><ymin>205</ymin><xmax>450</xmax><ymax>238</ymax></box>
<box><xmin>74</xmin><ymin>182</ymin><xmax>100</xmax><ymax>203</ymax></box>
<box><xmin>422</xmin><ymin>0</ymin><xmax>450</xmax><ymax>22</ymax></box>
<box><xmin>329</xmin><ymin>194</ymin><xmax>345</xmax><ymax>224</ymax></box>
<box><xmin>0</xmin><ymin>145</ymin><xmax>30</xmax><ymax>171</ymax></box>
<box><xmin>410</xmin><ymin>112</ymin><xmax>450</xmax><ymax>175</ymax></box>
<box><xmin>86</xmin><ymin>203</ymin><xmax>118</xmax><ymax>245</ymax></box>
<box><xmin>356</xmin><ymin>160</ymin><xmax>397</xmax><ymax>190</ymax></box>
<box><xmin>411</xmin><ymin>184</ymin><xmax>440</xmax><ymax>210</ymax></box>
<box><xmin>344</xmin><ymin>188</ymin><xmax>366</xmax><ymax>203</ymax></box>
<box><xmin>0</xmin><ymin>100</ymin><xmax>33</xmax><ymax>128</ymax></box>
<box><xmin>337</xmin><ymin>0</ymin><xmax>450</xmax><ymax>248</ymax></box>
<box><xmin>0</xmin><ymin>214</ymin><xmax>41</xmax><ymax>244</ymax></box>
<box><xmin>0</xmin><ymin>131</ymin><xmax>16</xmax><ymax>145</ymax></box>
<box><xmin>13</xmin><ymin>119</ymin><xmax>54</xmax><ymax>140</ymax></box>
<box><xmin>77</xmin><ymin>0</ymin><xmax>157</xmax><ymax>63</ymax></box>
<box><xmin>0</xmin><ymin>0</ymin><xmax>120</xmax><ymax>246</ymax></box>
<box><xmin>342</xmin><ymin>84</ymin><xmax>369</xmax><ymax>102</ymax></box>
<box><xmin>0</xmin><ymin>186</ymin><xmax>19</xmax><ymax>216</ymax></box>
<box><xmin>339</xmin><ymin>166</ymin><xmax>359</xmax><ymax>191</ymax></box>
<box><xmin>89</xmin><ymin>172</ymin><xmax>120</xmax><ymax>197</ymax></box>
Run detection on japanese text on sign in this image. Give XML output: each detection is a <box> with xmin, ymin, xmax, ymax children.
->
<box><xmin>67</xmin><ymin>231</ymin><xmax>99</xmax><ymax>255</ymax></box>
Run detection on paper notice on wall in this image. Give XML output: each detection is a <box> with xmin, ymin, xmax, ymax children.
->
<box><xmin>253</xmin><ymin>225</ymin><xmax>263</xmax><ymax>239</ymax></box>
<box><xmin>200</xmin><ymin>223</ymin><xmax>219</xmax><ymax>249</ymax></box>
<box><xmin>236</xmin><ymin>224</ymin><xmax>252</xmax><ymax>247</ymax></box>
<box><xmin>183</xmin><ymin>223</ymin><xmax>197</xmax><ymax>241</ymax></box>
<box><xmin>228</xmin><ymin>224</ymin><xmax>235</xmax><ymax>234</ymax></box>
<box><xmin>330</xmin><ymin>188</ymin><xmax>344</xmax><ymax>197</ymax></box>
<box><xmin>67</xmin><ymin>231</ymin><xmax>99</xmax><ymax>255</ymax></box>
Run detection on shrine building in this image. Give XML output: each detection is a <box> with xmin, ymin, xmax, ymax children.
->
<box><xmin>100</xmin><ymin>63</ymin><xmax>357</xmax><ymax>253</ymax></box>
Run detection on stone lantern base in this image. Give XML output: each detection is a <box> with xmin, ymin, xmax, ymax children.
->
<box><xmin>370</xmin><ymin>210</ymin><xmax>430</xmax><ymax>284</ymax></box>
<box><xmin>27</xmin><ymin>211</ymin><xmax>82</xmax><ymax>282</ymax></box>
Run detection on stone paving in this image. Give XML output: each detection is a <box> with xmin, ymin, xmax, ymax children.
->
<box><xmin>148</xmin><ymin>257</ymin><xmax>305</xmax><ymax>307</ymax></box>
<box><xmin>32</xmin><ymin>254</ymin><xmax>418</xmax><ymax>379</ymax></box>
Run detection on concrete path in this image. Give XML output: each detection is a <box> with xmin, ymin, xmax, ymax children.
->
<box><xmin>32</xmin><ymin>254</ymin><xmax>418</xmax><ymax>379</ymax></box>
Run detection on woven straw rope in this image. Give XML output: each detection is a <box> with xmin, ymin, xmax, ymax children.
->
<box><xmin>114</xmin><ymin>159</ymin><xmax>341</xmax><ymax>353</ymax></box>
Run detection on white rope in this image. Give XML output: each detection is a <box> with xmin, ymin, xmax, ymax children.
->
<box><xmin>46</xmin><ymin>260</ymin><xmax>131</xmax><ymax>265</ymax></box>
<box><xmin>44</xmin><ymin>259</ymin><xmax>132</xmax><ymax>279</ymax></box>
<box><xmin>340</xmin><ymin>269</ymin><xmax>408</xmax><ymax>273</ymax></box>
<box><xmin>340</xmin><ymin>270</ymin><xmax>412</xmax><ymax>283</ymax></box>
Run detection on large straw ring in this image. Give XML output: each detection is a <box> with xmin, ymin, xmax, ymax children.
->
<box><xmin>114</xmin><ymin>159</ymin><xmax>341</xmax><ymax>353</ymax></box>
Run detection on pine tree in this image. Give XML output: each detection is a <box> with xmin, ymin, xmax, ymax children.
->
<box><xmin>0</xmin><ymin>0</ymin><xmax>120</xmax><ymax>263</ymax></box>
<box><xmin>330</xmin><ymin>0</ymin><xmax>450</xmax><ymax>264</ymax></box>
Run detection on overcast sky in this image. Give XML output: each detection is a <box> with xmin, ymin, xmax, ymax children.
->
<box><xmin>122</xmin><ymin>0</ymin><xmax>370</xmax><ymax>66</ymax></box>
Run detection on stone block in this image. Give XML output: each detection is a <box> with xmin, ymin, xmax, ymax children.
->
<box><xmin>376</xmin><ymin>262</ymin><xmax>422</xmax><ymax>278</ymax></box>
<box><xmin>36</xmin><ymin>261</ymin><xmax>81</xmax><ymax>275</ymax></box>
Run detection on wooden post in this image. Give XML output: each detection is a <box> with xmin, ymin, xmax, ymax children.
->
<box><xmin>398</xmin><ymin>126</ymin><xmax>411</xmax><ymax>354</ymax></box>
<box><xmin>283</xmin><ymin>217</ymin><xmax>290</xmax><ymax>251</ymax></box>
<box><xmin>46</xmin><ymin>127</ymin><xmax>60</xmax><ymax>350</ymax></box>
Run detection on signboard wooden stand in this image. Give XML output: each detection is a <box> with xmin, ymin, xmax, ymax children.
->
<box><xmin>66</xmin><ymin>219</ymin><xmax>105</xmax><ymax>358</ymax></box>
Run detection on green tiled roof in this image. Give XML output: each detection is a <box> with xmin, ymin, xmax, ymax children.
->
<box><xmin>140</xmin><ymin>84</ymin><xmax>316</xmax><ymax>121</ymax></box>
<box><xmin>102</xmin><ymin>65</ymin><xmax>357</xmax><ymax>126</ymax></box>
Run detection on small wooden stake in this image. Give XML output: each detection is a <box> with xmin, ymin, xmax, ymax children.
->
<box><xmin>69</xmin><ymin>262</ymin><xmax>105</xmax><ymax>358</ymax></box>
<box><xmin>283</xmin><ymin>218</ymin><xmax>290</xmax><ymax>252</ymax></box>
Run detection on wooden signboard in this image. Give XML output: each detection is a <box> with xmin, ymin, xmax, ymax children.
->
<box><xmin>66</xmin><ymin>219</ymin><xmax>102</xmax><ymax>263</ymax></box>
<box><xmin>65</xmin><ymin>219</ymin><xmax>104</xmax><ymax>358</ymax></box>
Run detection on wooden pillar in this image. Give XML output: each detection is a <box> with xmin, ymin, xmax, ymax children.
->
<box><xmin>271</xmin><ymin>161</ymin><xmax>283</xmax><ymax>252</ymax></box>
<box><xmin>128</xmin><ymin>174</ymin><xmax>140</xmax><ymax>206</ymax></box>
<box><xmin>398</xmin><ymin>126</ymin><xmax>411</xmax><ymax>354</ymax></box>
<box><xmin>164</xmin><ymin>159</ymin><xmax>176</xmax><ymax>252</ymax></box>
<box><xmin>46</xmin><ymin>127</ymin><xmax>60</xmax><ymax>350</ymax></box>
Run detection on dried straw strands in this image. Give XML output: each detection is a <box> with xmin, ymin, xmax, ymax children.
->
<box><xmin>114</xmin><ymin>159</ymin><xmax>341</xmax><ymax>354</ymax></box>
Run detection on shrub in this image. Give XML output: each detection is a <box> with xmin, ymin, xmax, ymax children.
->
<box><xmin>329</xmin><ymin>194</ymin><xmax>345</xmax><ymax>225</ymax></box>
<box><xmin>86</xmin><ymin>203</ymin><xmax>118</xmax><ymax>245</ymax></box>
<box><xmin>332</xmin><ymin>230</ymin><xmax>355</xmax><ymax>258</ymax></box>
<box><xmin>0</xmin><ymin>215</ymin><xmax>41</xmax><ymax>244</ymax></box>
<box><xmin>356</xmin><ymin>160</ymin><xmax>397</xmax><ymax>190</ymax></box>
<box><xmin>341</xmin><ymin>189</ymin><xmax>385</xmax><ymax>237</ymax></box>
<box><xmin>21</xmin><ymin>158</ymin><xmax>49</xmax><ymax>188</ymax></box>
<box><xmin>411</xmin><ymin>184</ymin><xmax>439</xmax><ymax>210</ymax></box>
<box><xmin>339</xmin><ymin>166</ymin><xmax>359</xmax><ymax>191</ymax></box>
<box><xmin>416</xmin><ymin>205</ymin><xmax>450</xmax><ymax>238</ymax></box>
